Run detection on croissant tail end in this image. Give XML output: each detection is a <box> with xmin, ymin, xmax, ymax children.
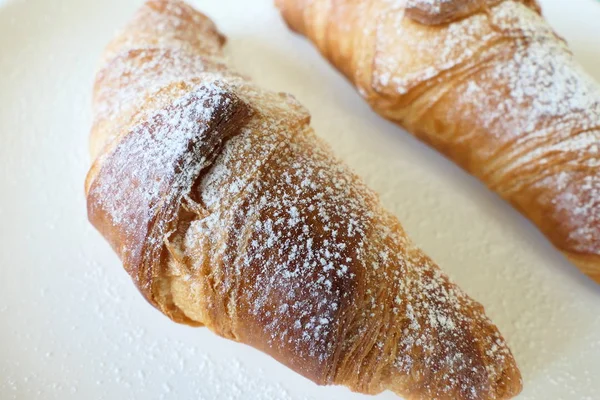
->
<box><xmin>274</xmin><ymin>0</ymin><xmax>307</xmax><ymax>35</ymax></box>
<box><xmin>491</xmin><ymin>363</ymin><xmax>524</xmax><ymax>400</ymax></box>
<box><xmin>563</xmin><ymin>252</ymin><xmax>600</xmax><ymax>284</ymax></box>
<box><xmin>384</xmin><ymin>374</ymin><xmax>522</xmax><ymax>400</ymax></box>
<box><xmin>384</xmin><ymin>377</ymin><xmax>522</xmax><ymax>400</ymax></box>
<box><xmin>380</xmin><ymin>349</ymin><xmax>522</xmax><ymax>400</ymax></box>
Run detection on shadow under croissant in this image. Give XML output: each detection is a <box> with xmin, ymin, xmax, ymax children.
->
<box><xmin>224</xmin><ymin>33</ymin><xmax>600</xmax><ymax>392</ymax></box>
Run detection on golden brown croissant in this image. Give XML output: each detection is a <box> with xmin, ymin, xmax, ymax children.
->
<box><xmin>85</xmin><ymin>1</ymin><xmax>521</xmax><ymax>398</ymax></box>
<box><xmin>276</xmin><ymin>0</ymin><xmax>600</xmax><ymax>283</ymax></box>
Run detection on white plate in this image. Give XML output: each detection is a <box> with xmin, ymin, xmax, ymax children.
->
<box><xmin>1</xmin><ymin>0</ymin><xmax>599</xmax><ymax>399</ymax></box>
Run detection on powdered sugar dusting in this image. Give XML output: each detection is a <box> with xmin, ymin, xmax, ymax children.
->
<box><xmin>368</xmin><ymin>1</ymin><xmax>600</xmax><ymax>256</ymax></box>
<box><xmin>180</xmin><ymin>113</ymin><xmax>517</xmax><ymax>396</ymax></box>
<box><xmin>94</xmin><ymin>48</ymin><xmax>229</xmax><ymax>127</ymax></box>
<box><xmin>91</xmin><ymin>82</ymin><xmax>231</xmax><ymax>228</ymax></box>
<box><xmin>88</xmin><ymin>77</ymin><xmax>248</xmax><ymax>302</ymax></box>
<box><xmin>90</xmin><ymin>0</ymin><xmax>236</xmax><ymax>158</ymax></box>
<box><xmin>454</xmin><ymin>3</ymin><xmax>600</xmax><ymax>254</ymax></box>
<box><xmin>89</xmin><ymin>0</ymin><xmax>520</xmax><ymax>398</ymax></box>
<box><xmin>374</xmin><ymin>0</ymin><xmax>498</xmax><ymax>95</ymax></box>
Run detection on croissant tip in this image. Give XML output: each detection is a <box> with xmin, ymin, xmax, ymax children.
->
<box><xmin>495</xmin><ymin>363</ymin><xmax>523</xmax><ymax>400</ymax></box>
<box><xmin>274</xmin><ymin>0</ymin><xmax>306</xmax><ymax>34</ymax></box>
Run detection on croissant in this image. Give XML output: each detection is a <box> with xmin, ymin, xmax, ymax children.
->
<box><xmin>85</xmin><ymin>1</ymin><xmax>521</xmax><ymax>398</ymax></box>
<box><xmin>276</xmin><ymin>0</ymin><xmax>600</xmax><ymax>283</ymax></box>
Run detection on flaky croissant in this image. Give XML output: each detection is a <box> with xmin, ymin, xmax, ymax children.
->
<box><xmin>85</xmin><ymin>1</ymin><xmax>521</xmax><ymax>399</ymax></box>
<box><xmin>277</xmin><ymin>0</ymin><xmax>600</xmax><ymax>283</ymax></box>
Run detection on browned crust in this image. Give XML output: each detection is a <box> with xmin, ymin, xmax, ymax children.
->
<box><xmin>87</xmin><ymin>1</ymin><xmax>523</xmax><ymax>399</ymax></box>
<box><xmin>276</xmin><ymin>0</ymin><xmax>600</xmax><ymax>285</ymax></box>
<box><xmin>87</xmin><ymin>84</ymin><xmax>250</xmax><ymax>320</ymax></box>
<box><xmin>405</xmin><ymin>0</ymin><xmax>541</xmax><ymax>25</ymax></box>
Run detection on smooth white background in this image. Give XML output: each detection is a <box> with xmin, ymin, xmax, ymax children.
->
<box><xmin>0</xmin><ymin>0</ymin><xmax>599</xmax><ymax>398</ymax></box>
